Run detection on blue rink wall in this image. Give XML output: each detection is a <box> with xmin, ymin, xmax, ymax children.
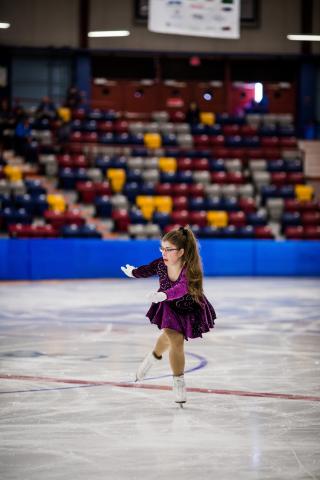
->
<box><xmin>0</xmin><ymin>239</ymin><xmax>320</xmax><ymax>280</ymax></box>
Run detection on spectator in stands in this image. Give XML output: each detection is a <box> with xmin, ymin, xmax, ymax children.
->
<box><xmin>65</xmin><ymin>85</ymin><xmax>82</xmax><ymax>109</ymax></box>
<box><xmin>14</xmin><ymin>116</ymin><xmax>39</xmax><ymax>163</ymax></box>
<box><xmin>186</xmin><ymin>101</ymin><xmax>200</xmax><ymax>124</ymax></box>
<box><xmin>12</xmin><ymin>100</ymin><xmax>26</xmax><ymax>125</ymax></box>
<box><xmin>14</xmin><ymin>116</ymin><xmax>32</xmax><ymax>156</ymax></box>
<box><xmin>56</xmin><ymin>118</ymin><xmax>71</xmax><ymax>147</ymax></box>
<box><xmin>35</xmin><ymin>96</ymin><xmax>57</xmax><ymax>121</ymax></box>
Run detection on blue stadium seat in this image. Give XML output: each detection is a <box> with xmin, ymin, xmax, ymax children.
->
<box><xmin>209</xmin><ymin>159</ymin><xmax>226</xmax><ymax>171</ymax></box>
<box><xmin>237</xmin><ymin>225</ymin><xmax>255</xmax><ymax>238</ymax></box>
<box><xmin>95</xmin><ymin>197</ymin><xmax>112</xmax><ymax>218</ymax></box>
<box><xmin>95</xmin><ymin>156</ymin><xmax>112</xmax><ymax>173</ymax></box>
<box><xmin>153</xmin><ymin>212</ymin><xmax>171</xmax><ymax>229</ymax></box>
<box><xmin>100</xmin><ymin>132</ymin><xmax>115</xmax><ymax>144</ymax></box>
<box><xmin>123</xmin><ymin>182</ymin><xmax>140</xmax><ymax>202</ymax></box>
<box><xmin>130</xmin><ymin>209</ymin><xmax>147</xmax><ymax>224</ymax></box>
<box><xmin>267</xmin><ymin>159</ymin><xmax>285</xmax><ymax>172</ymax></box>
<box><xmin>127</xmin><ymin>169</ymin><xmax>142</xmax><ymax>183</ymax></box>
<box><xmin>189</xmin><ymin>197</ymin><xmax>208</xmax><ymax>211</ymax></box>
<box><xmin>25</xmin><ymin>180</ymin><xmax>46</xmax><ymax>197</ymax></box>
<box><xmin>247</xmin><ymin>212</ymin><xmax>268</xmax><ymax>226</ymax></box>
<box><xmin>176</xmin><ymin>171</ymin><xmax>193</xmax><ymax>184</ymax></box>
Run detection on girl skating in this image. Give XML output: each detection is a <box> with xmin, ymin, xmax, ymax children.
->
<box><xmin>121</xmin><ymin>226</ymin><xmax>216</xmax><ymax>406</ymax></box>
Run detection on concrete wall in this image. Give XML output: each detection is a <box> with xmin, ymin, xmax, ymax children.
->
<box><xmin>0</xmin><ymin>0</ymin><xmax>312</xmax><ymax>55</ymax></box>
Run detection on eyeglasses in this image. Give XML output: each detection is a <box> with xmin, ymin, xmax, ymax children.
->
<box><xmin>159</xmin><ymin>247</ymin><xmax>179</xmax><ymax>253</ymax></box>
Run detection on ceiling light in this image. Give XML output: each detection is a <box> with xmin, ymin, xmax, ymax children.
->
<box><xmin>0</xmin><ymin>22</ymin><xmax>10</xmax><ymax>29</ymax></box>
<box><xmin>88</xmin><ymin>30</ymin><xmax>130</xmax><ymax>38</ymax></box>
<box><xmin>287</xmin><ymin>34</ymin><xmax>320</xmax><ymax>41</ymax></box>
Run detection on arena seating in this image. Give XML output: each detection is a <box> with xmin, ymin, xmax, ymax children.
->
<box><xmin>1</xmin><ymin>108</ymin><xmax>319</xmax><ymax>240</ymax></box>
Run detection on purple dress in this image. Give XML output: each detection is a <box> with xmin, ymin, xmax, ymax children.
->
<box><xmin>132</xmin><ymin>258</ymin><xmax>216</xmax><ymax>340</ymax></box>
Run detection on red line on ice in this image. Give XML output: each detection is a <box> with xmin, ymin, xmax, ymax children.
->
<box><xmin>1</xmin><ymin>374</ymin><xmax>320</xmax><ymax>402</ymax></box>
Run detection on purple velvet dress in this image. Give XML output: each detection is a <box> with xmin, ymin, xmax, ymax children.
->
<box><xmin>132</xmin><ymin>258</ymin><xmax>216</xmax><ymax>340</ymax></box>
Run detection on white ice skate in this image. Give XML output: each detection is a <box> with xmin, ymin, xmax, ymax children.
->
<box><xmin>173</xmin><ymin>374</ymin><xmax>187</xmax><ymax>407</ymax></box>
<box><xmin>135</xmin><ymin>351</ymin><xmax>161</xmax><ymax>382</ymax></box>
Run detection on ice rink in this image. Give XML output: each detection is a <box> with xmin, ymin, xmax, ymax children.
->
<box><xmin>0</xmin><ymin>277</ymin><xmax>320</xmax><ymax>480</ymax></box>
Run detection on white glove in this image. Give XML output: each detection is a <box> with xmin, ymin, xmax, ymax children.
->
<box><xmin>121</xmin><ymin>264</ymin><xmax>136</xmax><ymax>278</ymax></box>
<box><xmin>147</xmin><ymin>291</ymin><xmax>167</xmax><ymax>303</ymax></box>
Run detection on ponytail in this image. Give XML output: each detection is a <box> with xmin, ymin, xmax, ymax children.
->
<box><xmin>162</xmin><ymin>226</ymin><xmax>204</xmax><ymax>303</ymax></box>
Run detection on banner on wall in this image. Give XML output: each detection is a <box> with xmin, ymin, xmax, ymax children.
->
<box><xmin>148</xmin><ymin>0</ymin><xmax>240</xmax><ymax>39</ymax></box>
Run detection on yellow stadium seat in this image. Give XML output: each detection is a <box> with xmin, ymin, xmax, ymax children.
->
<box><xmin>47</xmin><ymin>194</ymin><xmax>66</xmax><ymax>213</ymax></box>
<box><xmin>295</xmin><ymin>184</ymin><xmax>314</xmax><ymax>201</ymax></box>
<box><xmin>57</xmin><ymin>107</ymin><xmax>71</xmax><ymax>122</ymax></box>
<box><xmin>4</xmin><ymin>165</ymin><xmax>22</xmax><ymax>182</ymax></box>
<box><xmin>107</xmin><ymin>168</ymin><xmax>126</xmax><ymax>193</ymax></box>
<box><xmin>136</xmin><ymin>195</ymin><xmax>155</xmax><ymax>220</ymax></box>
<box><xmin>154</xmin><ymin>196</ymin><xmax>173</xmax><ymax>214</ymax></box>
<box><xmin>158</xmin><ymin>157</ymin><xmax>177</xmax><ymax>173</ymax></box>
<box><xmin>144</xmin><ymin>133</ymin><xmax>161</xmax><ymax>149</ymax></box>
<box><xmin>200</xmin><ymin>112</ymin><xmax>215</xmax><ymax>126</ymax></box>
<box><xmin>207</xmin><ymin>210</ymin><xmax>228</xmax><ymax>228</ymax></box>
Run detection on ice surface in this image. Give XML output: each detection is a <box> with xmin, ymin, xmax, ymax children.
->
<box><xmin>0</xmin><ymin>277</ymin><xmax>320</xmax><ymax>480</ymax></box>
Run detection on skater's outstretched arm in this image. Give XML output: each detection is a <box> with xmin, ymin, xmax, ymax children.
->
<box><xmin>132</xmin><ymin>258</ymin><xmax>160</xmax><ymax>278</ymax></box>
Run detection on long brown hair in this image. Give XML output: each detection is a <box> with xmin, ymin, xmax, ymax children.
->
<box><xmin>162</xmin><ymin>226</ymin><xmax>204</xmax><ymax>303</ymax></box>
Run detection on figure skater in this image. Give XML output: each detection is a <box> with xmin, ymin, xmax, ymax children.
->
<box><xmin>121</xmin><ymin>226</ymin><xmax>216</xmax><ymax>406</ymax></box>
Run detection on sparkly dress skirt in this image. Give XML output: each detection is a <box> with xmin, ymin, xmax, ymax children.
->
<box><xmin>146</xmin><ymin>294</ymin><xmax>216</xmax><ymax>340</ymax></box>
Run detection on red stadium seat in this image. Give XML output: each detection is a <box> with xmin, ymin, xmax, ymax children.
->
<box><xmin>211</xmin><ymin>172</ymin><xmax>227</xmax><ymax>184</ymax></box>
<box><xmin>57</xmin><ymin>154</ymin><xmax>73</xmax><ymax>168</ymax></box>
<box><xmin>64</xmin><ymin>210</ymin><xmax>86</xmax><ymax>226</ymax></box>
<box><xmin>240</xmin><ymin>125</ymin><xmax>258</xmax><ymax>136</ymax></box>
<box><xmin>95</xmin><ymin>181</ymin><xmax>112</xmax><ymax>197</ymax></box>
<box><xmin>223</xmin><ymin>125</ymin><xmax>240</xmax><ymax>135</ymax></box>
<box><xmin>271</xmin><ymin>172</ymin><xmax>287</xmax><ymax>186</ymax></box>
<box><xmin>9</xmin><ymin>224</ymin><xmax>58</xmax><ymax>238</ymax></box>
<box><xmin>285</xmin><ymin>200</ymin><xmax>319</xmax><ymax>212</ymax></box>
<box><xmin>112</xmin><ymin>209</ymin><xmax>130</xmax><ymax>232</ymax></box>
<box><xmin>76</xmin><ymin>182</ymin><xmax>96</xmax><ymax>203</ymax></box>
<box><xmin>227</xmin><ymin>172</ymin><xmax>244</xmax><ymax>184</ymax></box>
<box><xmin>73</xmin><ymin>155</ymin><xmax>89</xmax><ymax>169</ymax></box>
<box><xmin>189</xmin><ymin>211</ymin><xmax>207</xmax><ymax>227</ymax></box>
<box><xmin>193</xmin><ymin>158</ymin><xmax>209</xmax><ymax>171</ymax></box>
<box><xmin>172</xmin><ymin>183</ymin><xmax>189</xmax><ymax>196</ymax></box>
<box><xmin>97</xmin><ymin>121</ymin><xmax>114</xmax><ymax>132</ymax></box>
<box><xmin>172</xmin><ymin>196</ymin><xmax>188</xmax><ymax>210</ymax></box>
<box><xmin>263</xmin><ymin>148</ymin><xmax>281</xmax><ymax>159</ymax></box>
<box><xmin>212</xmin><ymin>147</ymin><xmax>229</xmax><ymax>158</ymax></box>
<box><xmin>301</xmin><ymin>212</ymin><xmax>320</xmax><ymax>226</ymax></box>
<box><xmin>287</xmin><ymin>172</ymin><xmax>304</xmax><ymax>184</ymax></box>
<box><xmin>254</xmin><ymin>226</ymin><xmax>274</xmax><ymax>239</ymax></box>
<box><xmin>177</xmin><ymin>158</ymin><xmax>193</xmax><ymax>171</ymax></box>
<box><xmin>261</xmin><ymin>137</ymin><xmax>280</xmax><ymax>147</ymax></box>
<box><xmin>280</xmin><ymin>137</ymin><xmax>297</xmax><ymax>148</ymax></box>
<box><xmin>304</xmin><ymin>226</ymin><xmax>320</xmax><ymax>240</ymax></box>
<box><xmin>155</xmin><ymin>183</ymin><xmax>174</xmax><ymax>196</ymax></box>
<box><xmin>239</xmin><ymin>198</ymin><xmax>257</xmax><ymax>213</ymax></box>
<box><xmin>170</xmin><ymin>111</ymin><xmax>185</xmax><ymax>122</ymax></box>
<box><xmin>284</xmin><ymin>226</ymin><xmax>304</xmax><ymax>239</ymax></box>
<box><xmin>246</xmin><ymin>148</ymin><xmax>264</xmax><ymax>159</ymax></box>
<box><xmin>82</xmin><ymin>132</ymin><xmax>98</xmax><ymax>143</ymax></box>
<box><xmin>171</xmin><ymin>210</ymin><xmax>189</xmax><ymax>225</ymax></box>
<box><xmin>193</xmin><ymin>135</ymin><xmax>210</xmax><ymax>147</ymax></box>
<box><xmin>114</xmin><ymin>120</ymin><xmax>129</xmax><ymax>133</ymax></box>
<box><xmin>70</xmin><ymin>131</ymin><xmax>83</xmax><ymax>142</ymax></box>
<box><xmin>72</xmin><ymin>108</ymin><xmax>86</xmax><ymax>120</ymax></box>
<box><xmin>228</xmin><ymin>211</ymin><xmax>246</xmax><ymax>227</ymax></box>
<box><xmin>188</xmin><ymin>184</ymin><xmax>204</xmax><ymax>197</ymax></box>
<box><xmin>209</xmin><ymin>135</ymin><xmax>225</xmax><ymax>146</ymax></box>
